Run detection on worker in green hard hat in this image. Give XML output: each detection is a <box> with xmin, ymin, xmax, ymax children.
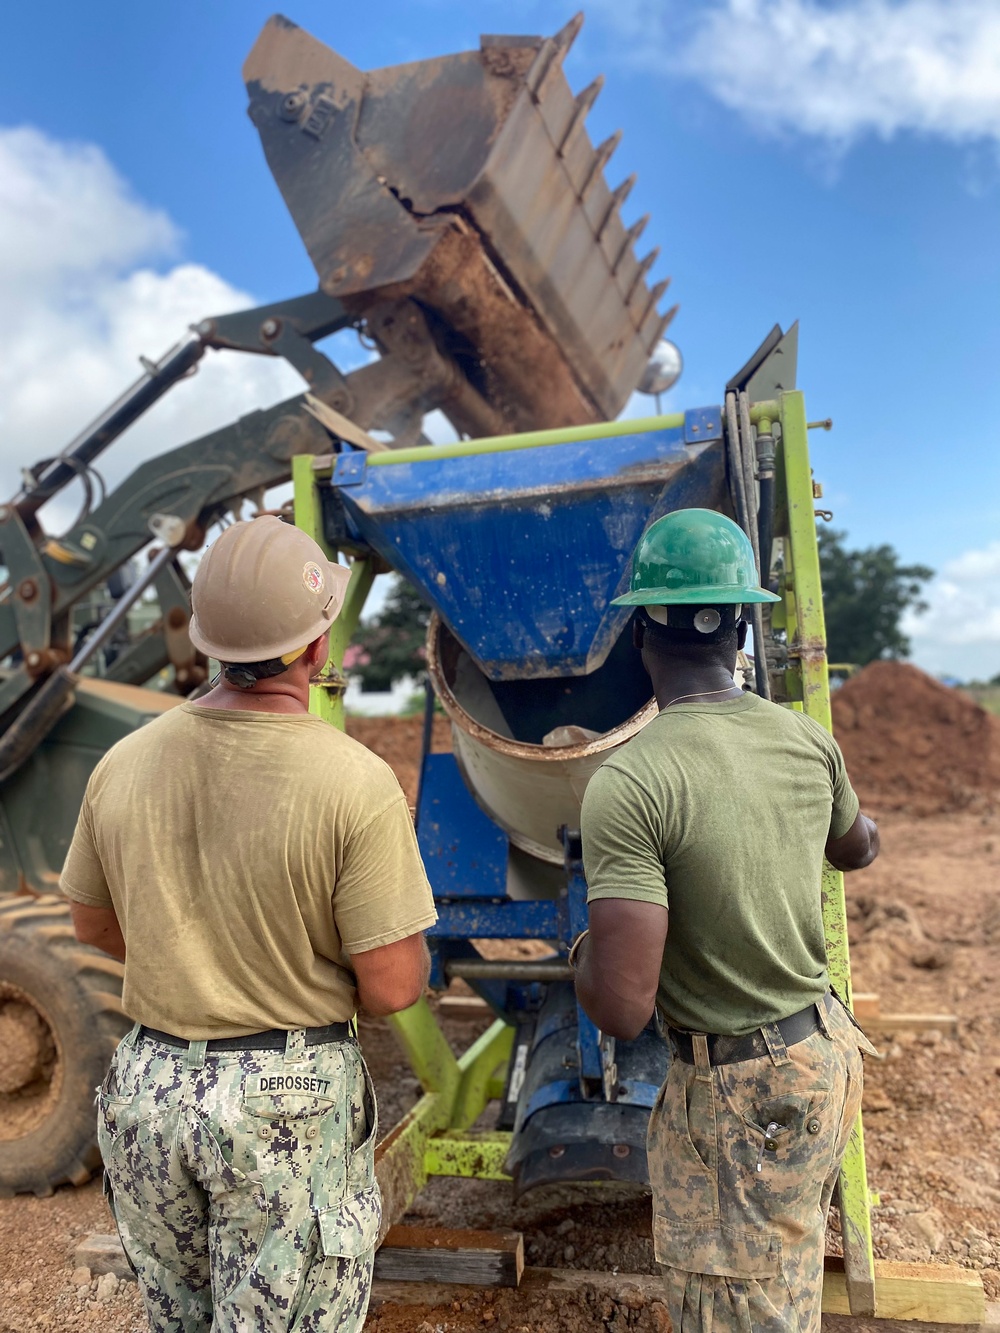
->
<box><xmin>573</xmin><ymin>508</ymin><xmax>880</xmax><ymax>1333</ymax></box>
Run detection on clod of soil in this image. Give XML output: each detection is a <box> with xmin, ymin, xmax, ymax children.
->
<box><xmin>832</xmin><ymin>661</ymin><xmax>1000</xmax><ymax>816</ymax></box>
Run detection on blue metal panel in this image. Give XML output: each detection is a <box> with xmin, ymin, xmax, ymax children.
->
<box><xmin>332</xmin><ymin>450</ymin><xmax>367</xmax><ymax>486</ymax></box>
<box><xmin>617</xmin><ymin>1080</ymin><xmax>662</xmax><ymax>1108</ymax></box>
<box><xmin>328</xmin><ymin>418</ymin><xmax>726</xmax><ymax>679</ymax></box>
<box><xmin>428</xmin><ymin>900</ymin><xmax>561</xmax><ymax>940</ymax></box>
<box><xmin>416</xmin><ymin>753</ymin><xmax>507</xmax><ymax>899</ymax></box>
<box><xmin>522</xmin><ymin>1079</ymin><xmax>578</xmax><ymax>1122</ymax></box>
<box><xmin>684</xmin><ymin>405</ymin><xmax>723</xmax><ymax>445</ymax></box>
<box><xmin>577</xmin><ymin>1008</ymin><xmax>603</xmax><ymax>1083</ymax></box>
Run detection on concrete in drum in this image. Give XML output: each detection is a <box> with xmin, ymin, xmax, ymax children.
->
<box><xmin>0</xmin><ymin>983</ymin><xmax>61</xmax><ymax>1141</ymax></box>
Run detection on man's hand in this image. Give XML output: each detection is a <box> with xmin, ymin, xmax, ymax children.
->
<box><xmin>826</xmin><ymin>810</ymin><xmax>880</xmax><ymax>871</ymax></box>
<box><xmin>352</xmin><ymin>932</ymin><xmax>430</xmax><ymax>1016</ymax></box>
<box><xmin>573</xmin><ymin>899</ymin><xmax>668</xmax><ymax>1041</ymax></box>
<box><xmin>69</xmin><ymin>902</ymin><xmax>126</xmax><ymax>962</ymax></box>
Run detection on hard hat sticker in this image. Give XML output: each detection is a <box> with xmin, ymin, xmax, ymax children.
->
<box><xmin>303</xmin><ymin>561</ymin><xmax>326</xmax><ymax>595</ymax></box>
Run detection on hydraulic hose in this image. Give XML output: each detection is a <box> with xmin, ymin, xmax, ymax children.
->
<box><xmin>756</xmin><ymin>436</ymin><xmax>776</xmax><ymax>595</ymax></box>
<box><xmin>16</xmin><ymin>335</ymin><xmax>205</xmax><ymax>524</ymax></box>
<box><xmin>724</xmin><ymin>392</ymin><xmax>771</xmax><ymax>701</ymax></box>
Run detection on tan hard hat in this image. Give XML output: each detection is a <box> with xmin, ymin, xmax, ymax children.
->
<box><xmin>189</xmin><ymin>516</ymin><xmax>351</xmax><ymax>663</ymax></box>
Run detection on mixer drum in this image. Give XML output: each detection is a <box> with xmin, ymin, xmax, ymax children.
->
<box><xmin>427</xmin><ymin>613</ymin><xmax>657</xmax><ymax>865</ymax></box>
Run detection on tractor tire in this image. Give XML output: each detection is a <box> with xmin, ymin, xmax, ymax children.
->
<box><xmin>0</xmin><ymin>894</ymin><xmax>129</xmax><ymax>1197</ymax></box>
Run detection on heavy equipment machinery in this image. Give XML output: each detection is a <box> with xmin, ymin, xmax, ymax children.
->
<box><xmin>0</xmin><ymin>12</ymin><xmax>879</xmax><ymax>1316</ymax></box>
<box><xmin>0</xmin><ymin>8</ymin><xmax>673</xmax><ymax>1202</ymax></box>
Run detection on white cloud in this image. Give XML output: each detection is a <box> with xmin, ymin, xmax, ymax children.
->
<box><xmin>591</xmin><ymin>0</ymin><xmax>1000</xmax><ymax>146</ymax></box>
<box><xmin>0</xmin><ymin>126</ymin><xmax>305</xmax><ymax>531</ymax></box>
<box><xmin>904</xmin><ymin>541</ymin><xmax>1000</xmax><ymax>680</ymax></box>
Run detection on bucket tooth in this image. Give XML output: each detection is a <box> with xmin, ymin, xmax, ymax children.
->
<box><xmin>553</xmin><ymin>12</ymin><xmax>585</xmax><ymax>58</ymax></box>
<box><xmin>560</xmin><ymin>75</ymin><xmax>604</xmax><ymax>152</ymax></box>
<box><xmin>525</xmin><ymin>37</ymin><xmax>558</xmax><ymax>97</ymax></box>
<box><xmin>613</xmin><ymin>213</ymin><xmax>649</xmax><ymax>271</ymax></box>
<box><xmin>526</xmin><ymin>13</ymin><xmax>583</xmax><ymax>100</ymax></box>
<box><xmin>581</xmin><ymin>130</ymin><xmax>622</xmax><ymax>196</ymax></box>
<box><xmin>626</xmin><ymin>247</ymin><xmax>660</xmax><ymax>302</ymax></box>
<box><xmin>637</xmin><ymin>276</ymin><xmax>670</xmax><ymax>325</ymax></box>
<box><xmin>652</xmin><ymin>304</ymin><xmax>680</xmax><ymax>346</ymax></box>
<box><xmin>598</xmin><ymin>174</ymin><xmax>637</xmax><ymax>238</ymax></box>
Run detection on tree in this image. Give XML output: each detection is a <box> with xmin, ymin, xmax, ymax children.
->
<box><xmin>349</xmin><ymin>576</ymin><xmax>430</xmax><ymax>692</ymax></box>
<box><xmin>817</xmin><ymin>529</ymin><xmax>933</xmax><ymax>665</ymax></box>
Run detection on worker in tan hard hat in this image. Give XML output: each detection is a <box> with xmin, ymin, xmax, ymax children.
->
<box><xmin>62</xmin><ymin>515</ymin><xmax>437</xmax><ymax>1333</ymax></box>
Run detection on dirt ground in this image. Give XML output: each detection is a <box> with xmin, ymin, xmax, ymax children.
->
<box><xmin>2</xmin><ymin>686</ymin><xmax>1000</xmax><ymax>1330</ymax></box>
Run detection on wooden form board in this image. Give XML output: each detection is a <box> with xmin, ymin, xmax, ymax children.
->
<box><xmin>853</xmin><ymin>993</ymin><xmax>959</xmax><ymax>1038</ymax></box>
<box><xmin>823</xmin><ymin>1258</ymin><xmax>985</xmax><ymax>1323</ymax></box>
<box><xmin>370</xmin><ymin>1262</ymin><xmax>987</xmax><ymax>1326</ymax></box>
<box><xmin>437</xmin><ymin>993</ymin><xmax>494</xmax><ymax>1020</ymax></box>
<box><xmin>76</xmin><ymin>1226</ymin><xmax>524</xmax><ymax>1290</ymax></box>
<box><xmin>76</xmin><ymin>1234</ymin><xmax>987</xmax><ymax>1326</ymax></box>
<box><xmin>373</xmin><ymin>1225</ymin><xmax>523</xmax><ymax>1287</ymax></box>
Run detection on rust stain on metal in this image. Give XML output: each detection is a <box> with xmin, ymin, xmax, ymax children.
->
<box><xmin>427</xmin><ymin>613</ymin><xmax>656</xmax><ymax>764</ymax></box>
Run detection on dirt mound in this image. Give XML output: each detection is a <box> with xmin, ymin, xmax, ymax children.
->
<box><xmin>345</xmin><ymin>715</ymin><xmax>451</xmax><ymax>806</ymax></box>
<box><xmin>832</xmin><ymin>660</ymin><xmax>1000</xmax><ymax>816</ymax></box>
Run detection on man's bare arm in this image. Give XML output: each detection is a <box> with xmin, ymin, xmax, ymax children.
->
<box><xmin>351</xmin><ymin>932</ymin><xmax>430</xmax><ymax>1017</ymax></box>
<box><xmin>826</xmin><ymin>810</ymin><xmax>880</xmax><ymax>871</ymax></box>
<box><xmin>574</xmin><ymin>899</ymin><xmax>668</xmax><ymax>1041</ymax></box>
<box><xmin>70</xmin><ymin>902</ymin><xmax>126</xmax><ymax>962</ymax></box>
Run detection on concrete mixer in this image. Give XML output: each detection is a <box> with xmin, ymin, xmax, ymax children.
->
<box><xmin>291</xmin><ymin>342</ymin><xmax>880</xmax><ymax>1313</ymax></box>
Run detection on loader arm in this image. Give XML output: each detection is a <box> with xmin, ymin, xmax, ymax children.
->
<box><xmin>0</xmin><ymin>390</ymin><xmax>336</xmax><ymax>756</ymax></box>
<box><xmin>0</xmin><ymin>272</ymin><xmax>511</xmax><ymax>728</ymax></box>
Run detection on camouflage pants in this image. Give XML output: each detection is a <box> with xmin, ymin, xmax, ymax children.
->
<box><xmin>648</xmin><ymin>995</ymin><xmax>876</xmax><ymax>1333</ymax></box>
<box><xmin>97</xmin><ymin>1024</ymin><xmax>380</xmax><ymax>1333</ymax></box>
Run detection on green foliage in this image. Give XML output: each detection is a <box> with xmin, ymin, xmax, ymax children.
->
<box><xmin>350</xmin><ymin>576</ymin><xmax>430</xmax><ymax>692</ymax></box>
<box><xmin>817</xmin><ymin>528</ymin><xmax>933</xmax><ymax>665</ymax></box>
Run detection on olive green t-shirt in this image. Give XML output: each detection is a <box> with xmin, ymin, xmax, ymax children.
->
<box><xmin>581</xmin><ymin>694</ymin><xmax>859</xmax><ymax>1036</ymax></box>
<box><xmin>60</xmin><ymin>703</ymin><xmax>437</xmax><ymax>1039</ymax></box>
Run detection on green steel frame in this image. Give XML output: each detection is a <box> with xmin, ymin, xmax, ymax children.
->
<box><xmin>292</xmin><ymin>397</ymin><xmax>876</xmax><ymax>1313</ymax></box>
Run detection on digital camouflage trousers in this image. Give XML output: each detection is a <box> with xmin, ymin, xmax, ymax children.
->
<box><xmin>97</xmin><ymin>1024</ymin><xmax>380</xmax><ymax>1333</ymax></box>
<box><xmin>648</xmin><ymin>995</ymin><xmax>877</xmax><ymax>1333</ymax></box>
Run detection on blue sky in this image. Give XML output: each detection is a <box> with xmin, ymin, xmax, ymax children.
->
<box><xmin>1</xmin><ymin>1</ymin><xmax>999</xmax><ymax>675</ymax></box>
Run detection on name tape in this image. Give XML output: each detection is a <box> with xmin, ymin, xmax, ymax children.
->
<box><xmin>249</xmin><ymin>1074</ymin><xmax>332</xmax><ymax>1096</ymax></box>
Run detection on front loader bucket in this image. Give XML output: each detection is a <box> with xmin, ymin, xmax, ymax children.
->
<box><xmin>244</xmin><ymin>15</ymin><xmax>673</xmax><ymax>437</ymax></box>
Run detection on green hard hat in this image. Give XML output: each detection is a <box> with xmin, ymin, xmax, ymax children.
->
<box><xmin>612</xmin><ymin>508</ymin><xmax>780</xmax><ymax>606</ymax></box>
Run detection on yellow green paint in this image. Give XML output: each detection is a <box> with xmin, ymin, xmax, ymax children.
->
<box><xmin>777</xmin><ymin>392</ymin><xmax>876</xmax><ymax>1315</ymax></box>
<box><xmin>367</xmin><ymin>411</ymin><xmax>686</xmax><ymax>467</ymax></box>
<box><xmin>292</xmin><ymin>453</ymin><xmax>373</xmax><ymax>731</ymax></box>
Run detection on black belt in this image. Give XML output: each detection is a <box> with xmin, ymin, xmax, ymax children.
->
<box><xmin>139</xmin><ymin>1022</ymin><xmax>352</xmax><ymax>1053</ymax></box>
<box><xmin>668</xmin><ymin>996</ymin><xmax>828</xmax><ymax>1067</ymax></box>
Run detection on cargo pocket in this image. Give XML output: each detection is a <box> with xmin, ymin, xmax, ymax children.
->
<box><xmin>647</xmin><ymin>1063</ymin><xmax>720</xmax><ymax>1227</ymax></box>
<box><xmin>317</xmin><ymin>1184</ymin><xmax>383</xmax><ymax>1261</ymax></box>
<box><xmin>653</xmin><ymin>1217</ymin><xmax>782</xmax><ymax>1279</ymax></box>
<box><xmin>345</xmin><ymin>1047</ymin><xmax>379</xmax><ymax>1195</ymax></box>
